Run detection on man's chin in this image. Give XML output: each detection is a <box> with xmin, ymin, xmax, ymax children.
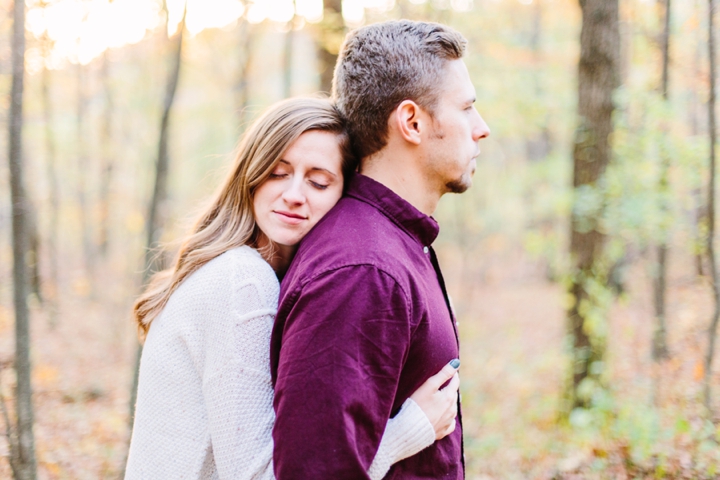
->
<box><xmin>445</xmin><ymin>176</ymin><xmax>472</xmax><ymax>194</ymax></box>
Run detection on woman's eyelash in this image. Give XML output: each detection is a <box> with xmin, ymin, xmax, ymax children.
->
<box><xmin>269</xmin><ymin>173</ymin><xmax>328</xmax><ymax>189</ymax></box>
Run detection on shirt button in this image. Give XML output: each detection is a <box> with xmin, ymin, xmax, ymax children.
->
<box><xmin>423</xmin><ymin>246</ymin><xmax>429</xmax><ymax>254</ymax></box>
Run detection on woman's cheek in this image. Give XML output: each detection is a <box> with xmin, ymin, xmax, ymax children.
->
<box><xmin>314</xmin><ymin>191</ymin><xmax>340</xmax><ymax>218</ymax></box>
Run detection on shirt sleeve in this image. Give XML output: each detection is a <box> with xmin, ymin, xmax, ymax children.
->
<box><xmin>272</xmin><ymin>265</ymin><xmax>414</xmax><ymax>479</ymax></box>
<box><xmin>368</xmin><ymin>398</ymin><xmax>435</xmax><ymax>480</ymax></box>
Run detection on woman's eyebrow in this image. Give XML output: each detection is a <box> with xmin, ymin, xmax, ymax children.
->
<box><xmin>309</xmin><ymin>167</ymin><xmax>338</xmax><ymax>178</ymax></box>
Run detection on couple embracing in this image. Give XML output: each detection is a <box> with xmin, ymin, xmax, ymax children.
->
<box><xmin>125</xmin><ymin>19</ymin><xmax>490</xmax><ymax>480</ymax></box>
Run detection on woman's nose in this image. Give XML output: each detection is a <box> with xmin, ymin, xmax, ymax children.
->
<box><xmin>282</xmin><ymin>179</ymin><xmax>306</xmax><ymax>205</ymax></box>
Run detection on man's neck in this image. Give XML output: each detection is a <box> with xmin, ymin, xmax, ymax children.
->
<box><xmin>359</xmin><ymin>150</ymin><xmax>441</xmax><ymax>216</ymax></box>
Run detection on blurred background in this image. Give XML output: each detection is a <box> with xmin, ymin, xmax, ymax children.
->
<box><xmin>0</xmin><ymin>0</ymin><xmax>719</xmax><ymax>478</ymax></box>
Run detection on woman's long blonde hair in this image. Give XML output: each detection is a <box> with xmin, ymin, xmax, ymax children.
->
<box><xmin>134</xmin><ymin>97</ymin><xmax>354</xmax><ymax>335</ymax></box>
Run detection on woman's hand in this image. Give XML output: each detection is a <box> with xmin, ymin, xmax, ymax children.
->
<box><xmin>409</xmin><ymin>359</ymin><xmax>460</xmax><ymax>440</ymax></box>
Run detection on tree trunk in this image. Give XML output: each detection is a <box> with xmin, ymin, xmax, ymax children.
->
<box><xmin>704</xmin><ymin>0</ymin><xmax>720</xmax><ymax>411</ymax></box>
<box><xmin>526</xmin><ymin>0</ymin><xmax>552</xmax><ymax>162</ymax></box>
<box><xmin>98</xmin><ymin>52</ymin><xmax>114</xmax><ymax>259</ymax></box>
<box><xmin>76</xmin><ymin>64</ymin><xmax>95</xmax><ymax>289</ymax></box>
<box><xmin>695</xmin><ymin>0</ymin><xmax>706</xmax><ymax>277</ymax></box>
<box><xmin>7</xmin><ymin>0</ymin><xmax>38</xmax><ymax>477</ymax></box>
<box><xmin>652</xmin><ymin>0</ymin><xmax>671</xmax><ymax>362</ymax></box>
<box><xmin>128</xmin><ymin>2</ymin><xmax>187</xmax><ymax>433</ymax></box>
<box><xmin>317</xmin><ymin>0</ymin><xmax>344</xmax><ymax>95</ymax></box>
<box><xmin>40</xmin><ymin>40</ymin><xmax>59</xmax><ymax>327</ymax></box>
<box><xmin>27</xmin><ymin>212</ymin><xmax>41</xmax><ymax>306</ymax></box>
<box><xmin>566</xmin><ymin>0</ymin><xmax>620</xmax><ymax>411</ymax></box>
<box><xmin>234</xmin><ymin>19</ymin><xmax>254</xmax><ymax>127</ymax></box>
<box><xmin>283</xmin><ymin>12</ymin><xmax>296</xmax><ymax>99</ymax></box>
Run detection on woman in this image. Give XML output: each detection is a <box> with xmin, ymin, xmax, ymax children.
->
<box><xmin>125</xmin><ymin>98</ymin><xmax>460</xmax><ymax>479</ymax></box>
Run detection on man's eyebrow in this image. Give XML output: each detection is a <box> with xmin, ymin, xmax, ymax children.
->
<box><xmin>465</xmin><ymin>97</ymin><xmax>476</xmax><ymax>105</ymax></box>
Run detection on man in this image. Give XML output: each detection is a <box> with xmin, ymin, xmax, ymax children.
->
<box><xmin>270</xmin><ymin>20</ymin><xmax>490</xmax><ymax>479</ymax></box>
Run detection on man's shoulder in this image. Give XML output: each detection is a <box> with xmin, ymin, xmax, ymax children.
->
<box><xmin>290</xmin><ymin>196</ymin><xmax>415</xmax><ymax>281</ymax></box>
<box><xmin>306</xmin><ymin>195</ymin><xmax>387</xmax><ymax>241</ymax></box>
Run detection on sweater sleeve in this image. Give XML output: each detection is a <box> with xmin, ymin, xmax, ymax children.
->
<box><xmin>368</xmin><ymin>398</ymin><xmax>435</xmax><ymax>480</ymax></box>
<box><xmin>202</xmin><ymin>253</ymin><xmax>278</xmax><ymax>480</ymax></box>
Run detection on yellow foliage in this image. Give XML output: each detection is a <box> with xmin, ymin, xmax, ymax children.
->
<box><xmin>72</xmin><ymin>278</ymin><xmax>91</xmax><ymax>297</ymax></box>
<box><xmin>34</xmin><ymin>364</ymin><xmax>59</xmax><ymax>385</ymax></box>
<box><xmin>693</xmin><ymin>361</ymin><xmax>704</xmax><ymax>382</ymax></box>
<box><xmin>125</xmin><ymin>212</ymin><xmax>145</xmax><ymax>234</ymax></box>
<box><xmin>0</xmin><ymin>306</ymin><xmax>10</xmax><ymax>335</ymax></box>
<box><xmin>42</xmin><ymin>462</ymin><xmax>61</xmax><ymax>478</ymax></box>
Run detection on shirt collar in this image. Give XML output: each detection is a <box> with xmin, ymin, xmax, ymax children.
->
<box><xmin>345</xmin><ymin>173</ymin><xmax>440</xmax><ymax>247</ymax></box>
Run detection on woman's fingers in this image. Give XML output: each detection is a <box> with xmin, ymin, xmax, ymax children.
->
<box><xmin>445</xmin><ymin>418</ymin><xmax>456</xmax><ymax>436</ymax></box>
<box><xmin>442</xmin><ymin>372</ymin><xmax>460</xmax><ymax>396</ymax></box>
<box><xmin>425</xmin><ymin>359</ymin><xmax>460</xmax><ymax>391</ymax></box>
<box><xmin>435</xmin><ymin>399</ymin><xmax>458</xmax><ymax>440</ymax></box>
<box><xmin>409</xmin><ymin>359</ymin><xmax>461</xmax><ymax>440</ymax></box>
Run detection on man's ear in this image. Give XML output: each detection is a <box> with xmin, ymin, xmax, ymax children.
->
<box><xmin>392</xmin><ymin>100</ymin><xmax>424</xmax><ymax>146</ymax></box>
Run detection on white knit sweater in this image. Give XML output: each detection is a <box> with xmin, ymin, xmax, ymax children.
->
<box><xmin>125</xmin><ymin>246</ymin><xmax>434</xmax><ymax>480</ymax></box>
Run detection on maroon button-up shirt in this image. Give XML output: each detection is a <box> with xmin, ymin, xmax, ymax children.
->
<box><xmin>270</xmin><ymin>173</ymin><xmax>463</xmax><ymax>479</ymax></box>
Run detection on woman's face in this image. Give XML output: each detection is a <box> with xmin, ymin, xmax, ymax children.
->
<box><xmin>253</xmin><ymin>130</ymin><xmax>344</xmax><ymax>252</ymax></box>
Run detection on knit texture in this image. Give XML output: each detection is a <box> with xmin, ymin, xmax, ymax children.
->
<box><xmin>368</xmin><ymin>398</ymin><xmax>436</xmax><ymax>479</ymax></box>
<box><xmin>125</xmin><ymin>246</ymin><xmax>434</xmax><ymax>480</ymax></box>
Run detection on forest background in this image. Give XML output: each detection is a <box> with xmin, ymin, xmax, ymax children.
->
<box><xmin>1</xmin><ymin>0</ymin><xmax>719</xmax><ymax>478</ymax></box>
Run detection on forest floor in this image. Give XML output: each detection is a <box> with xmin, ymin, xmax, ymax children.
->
<box><xmin>0</xmin><ymin>246</ymin><xmax>719</xmax><ymax>479</ymax></box>
<box><xmin>446</xmin><ymin>246</ymin><xmax>720</xmax><ymax>479</ymax></box>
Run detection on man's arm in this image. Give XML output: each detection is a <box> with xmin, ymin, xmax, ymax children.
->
<box><xmin>272</xmin><ymin>265</ymin><xmax>413</xmax><ymax>480</ymax></box>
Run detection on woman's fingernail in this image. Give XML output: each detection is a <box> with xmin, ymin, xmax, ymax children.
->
<box><xmin>450</xmin><ymin>359</ymin><xmax>460</xmax><ymax>369</ymax></box>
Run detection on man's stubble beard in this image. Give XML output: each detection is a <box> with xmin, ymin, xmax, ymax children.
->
<box><xmin>445</xmin><ymin>177</ymin><xmax>471</xmax><ymax>194</ymax></box>
<box><xmin>428</xmin><ymin>123</ymin><xmax>475</xmax><ymax>194</ymax></box>
<box><xmin>445</xmin><ymin>166</ymin><xmax>475</xmax><ymax>194</ymax></box>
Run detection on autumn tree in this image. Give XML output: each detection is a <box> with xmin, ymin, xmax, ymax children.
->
<box><xmin>704</xmin><ymin>0</ymin><xmax>719</xmax><ymax>410</ymax></box>
<box><xmin>234</xmin><ymin>19</ymin><xmax>255</xmax><ymax>127</ymax></box>
<box><xmin>317</xmin><ymin>0</ymin><xmax>344</xmax><ymax>94</ymax></box>
<box><xmin>3</xmin><ymin>0</ymin><xmax>38</xmax><ymax>477</ymax></box>
<box><xmin>40</xmin><ymin>31</ymin><xmax>59</xmax><ymax>326</ymax></box>
<box><xmin>76</xmin><ymin>64</ymin><xmax>96</xmax><ymax>287</ymax></box>
<box><xmin>652</xmin><ymin>0</ymin><xmax>671</xmax><ymax>362</ymax></box>
<box><xmin>566</xmin><ymin>0</ymin><xmax>620</xmax><ymax>411</ymax></box>
<box><xmin>98</xmin><ymin>52</ymin><xmax>115</xmax><ymax>259</ymax></box>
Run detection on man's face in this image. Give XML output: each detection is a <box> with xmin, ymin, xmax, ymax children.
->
<box><xmin>424</xmin><ymin>59</ymin><xmax>490</xmax><ymax>194</ymax></box>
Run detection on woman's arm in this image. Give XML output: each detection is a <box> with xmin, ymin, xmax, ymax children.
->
<box><xmin>202</xmin><ymin>252</ymin><xmax>278</xmax><ymax>480</ymax></box>
<box><xmin>368</xmin><ymin>360</ymin><xmax>461</xmax><ymax>480</ymax></box>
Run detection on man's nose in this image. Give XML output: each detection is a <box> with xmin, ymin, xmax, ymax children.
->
<box><xmin>473</xmin><ymin>112</ymin><xmax>490</xmax><ymax>142</ymax></box>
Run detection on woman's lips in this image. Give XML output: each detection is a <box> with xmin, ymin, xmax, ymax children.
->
<box><xmin>274</xmin><ymin>210</ymin><xmax>306</xmax><ymax>225</ymax></box>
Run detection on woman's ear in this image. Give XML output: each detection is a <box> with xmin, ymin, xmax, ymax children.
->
<box><xmin>392</xmin><ymin>100</ymin><xmax>424</xmax><ymax>146</ymax></box>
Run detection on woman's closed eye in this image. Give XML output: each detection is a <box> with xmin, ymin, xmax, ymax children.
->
<box><xmin>269</xmin><ymin>166</ymin><xmax>291</xmax><ymax>179</ymax></box>
<box><xmin>308</xmin><ymin>171</ymin><xmax>335</xmax><ymax>190</ymax></box>
<box><xmin>309</xmin><ymin>179</ymin><xmax>329</xmax><ymax>190</ymax></box>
